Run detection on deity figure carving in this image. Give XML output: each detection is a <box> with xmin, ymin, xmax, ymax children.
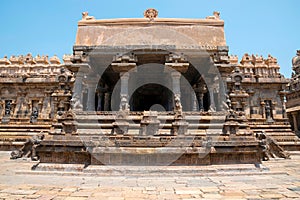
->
<box><xmin>5</xmin><ymin>101</ymin><xmax>11</xmax><ymax>115</ymax></box>
<box><xmin>265</xmin><ymin>101</ymin><xmax>274</xmax><ymax>122</ymax></box>
<box><xmin>120</xmin><ymin>95</ymin><xmax>129</xmax><ymax>111</ymax></box>
<box><xmin>174</xmin><ymin>95</ymin><xmax>183</xmax><ymax>119</ymax></box>
<box><xmin>71</xmin><ymin>94</ymin><xmax>83</xmax><ymax>110</ymax></box>
<box><xmin>30</xmin><ymin>107</ymin><xmax>39</xmax><ymax>123</ymax></box>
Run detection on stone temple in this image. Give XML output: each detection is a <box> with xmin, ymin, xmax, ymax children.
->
<box><xmin>287</xmin><ymin>50</ymin><xmax>300</xmax><ymax>137</ymax></box>
<box><xmin>0</xmin><ymin>9</ymin><xmax>299</xmax><ymax>166</ymax></box>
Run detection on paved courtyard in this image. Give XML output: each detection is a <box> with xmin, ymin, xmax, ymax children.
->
<box><xmin>0</xmin><ymin>151</ymin><xmax>300</xmax><ymax>200</ymax></box>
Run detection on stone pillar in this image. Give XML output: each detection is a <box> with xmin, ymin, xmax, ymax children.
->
<box><xmin>86</xmin><ymin>84</ymin><xmax>96</xmax><ymax>111</ymax></box>
<box><xmin>271</xmin><ymin>102</ymin><xmax>276</xmax><ymax>119</ymax></box>
<box><xmin>292</xmin><ymin>112</ymin><xmax>298</xmax><ymax>131</ymax></box>
<box><xmin>261</xmin><ymin>101</ymin><xmax>265</xmax><ymax>118</ymax></box>
<box><xmin>197</xmin><ymin>93</ymin><xmax>204</xmax><ymax>111</ymax></box>
<box><xmin>209</xmin><ymin>89</ymin><xmax>216</xmax><ymax>111</ymax></box>
<box><xmin>171</xmin><ymin>71</ymin><xmax>181</xmax><ymax>97</ymax></box>
<box><xmin>192</xmin><ymin>93</ymin><xmax>198</xmax><ymax>111</ymax></box>
<box><xmin>73</xmin><ymin>71</ymin><xmax>84</xmax><ymax>108</ymax></box>
<box><xmin>104</xmin><ymin>92</ymin><xmax>111</xmax><ymax>111</ymax></box>
<box><xmin>120</xmin><ymin>72</ymin><xmax>130</xmax><ymax>111</ymax></box>
<box><xmin>279</xmin><ymin>93</ymin><xmax>287</xmax><ymax>119</ymax></box>
<box><xmin>97</xmin><ymin>92</ymin><xmax>103</xmax><ymax>111</ymax></box>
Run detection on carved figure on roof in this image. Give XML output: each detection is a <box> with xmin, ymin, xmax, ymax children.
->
<box><xmin>0</xmin><ymin>56</ymin><xmax>11</xmax><ymax>65</ymax></box>
<box><xmin>50</xmin><ymin>55</ymin><xmax>61</xmax><ymax>64</ymax></box>
<box><xmin>82</xmin><ymin>12</ymin><xmax>95</xmax><ymax>20</ymax></box>
<box><xmin>206</xmin><ymin>11</ymin><xmax>220</xmax><ymax>20</ymax></box>
<box><xmin>9</xmin><ymin>55</ymin><xmax>25</xmax><ymax>64</ymax></box>
<box><xmin>144</xmin><ymin>8</ymin><xmax>158</xmax><ymax>20</ymax></box>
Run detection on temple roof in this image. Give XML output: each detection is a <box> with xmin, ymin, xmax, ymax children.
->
<box><xmin>75</xmin><ymin>9</ymin><xmax>226</xmax><ymax>48</ymax></box>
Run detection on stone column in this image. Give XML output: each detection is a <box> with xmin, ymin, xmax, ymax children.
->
<box><xmin>261</xmin><ymin>102</ymin><xmax>265</xmax><ymax>118</ymax></box>
<box><xmin>192</xmin><ymin>93</ymin><xmax>198</xmax><ymax>111</ymax></box>
<box><xmin>104</xmin><ymin>92</ymin><xmax>111</xmax><ymax>111</ymax></box>
<box><xmin>292</xmin><ymin>112</ymin><xmax>298</xmax><ymax>131</ymax></box>
<box><xmin>120</xmin><ymin>72</ymin><xmax>130</xmax><ymax>111</ymax></box>
<box><xmin>197</xmin><ymin>93</ymin><xmax>204</xmax><ymax>111</ymax></box>
<box><xmin>97</xmin><ymin>92</ymin><xmax>103</xmax><ymax>111</ymax></box>
<box><xmin>171</xmin><ymin>71</ymin><xmax>181</xmax><ymax>97</ymax></box>
<box><xmin>209</xmin><ymin>89</ymin><xmax>216</xmax><ymax>111</ymax></box>
<box><xmin>73</xmin><ymin>71</ymin><xmax>84</xmax><ymax>108</ymax></box>
<box><xmin>86</xmin><ymin>83</ymin><xmax>96</xmax><ymax>111</ymax></box>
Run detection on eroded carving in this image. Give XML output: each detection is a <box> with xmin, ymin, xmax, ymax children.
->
<box><xmin>10</xmin><ymin>133</ymin><xmax>45</xmax><ymax>161</ymax></box>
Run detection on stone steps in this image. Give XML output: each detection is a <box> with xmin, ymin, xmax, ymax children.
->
<box><xmin>19</xmin><ymin>162</ymin><xmax>279</xmax><ymax>177</ymax></box>
<box><xmin>250</xmin><ymin>123</ymin><xmax>300</xmax><ymax>150</ymax></box>
<box><xmin>0</xmin><ymin>124</ymin><xmax>51</xmax><ymax>150</ymax></box>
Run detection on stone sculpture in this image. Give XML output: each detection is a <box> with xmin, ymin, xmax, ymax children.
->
<box><xmin>10</xmin><ymin>134</ymin><xmax>45</xmax><ymax>161</ymax></box>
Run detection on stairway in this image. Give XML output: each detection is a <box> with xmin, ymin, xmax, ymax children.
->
<box><xmin>249</xmin><ymin>119</ymin><xmax>300</xmax><ymax>151</ymax></box>
<box><xmin>0</xmin><ymin>123</ymin><xmax>52</xmax><ymax>150</ymax></box>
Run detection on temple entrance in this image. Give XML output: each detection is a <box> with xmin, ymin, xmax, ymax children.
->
<box><xmin>130</xmin><ymin>84</ymin><xmax>173</xmax><ymax>111</ymax></box>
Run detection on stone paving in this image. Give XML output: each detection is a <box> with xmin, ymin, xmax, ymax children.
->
<box><xmin>0</xmin><ymin>151</ymin><xmax>300</xmax><ymax>199</ymax></box>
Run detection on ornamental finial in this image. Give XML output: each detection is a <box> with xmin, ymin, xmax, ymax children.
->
<box><xmin>144</xmin><ymin>8</ymin><xmax>158</xmax><ymax>20</ymax></box>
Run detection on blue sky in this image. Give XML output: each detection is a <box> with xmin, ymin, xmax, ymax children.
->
<box><xmin>0</xmin><ymin>0</ymin><xmax>299</xmax><ymax>77</ymax></box>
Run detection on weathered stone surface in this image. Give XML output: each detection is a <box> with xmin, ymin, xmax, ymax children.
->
<box><xmin>1</xmin><ymin>10</ymin><xmax>299</xmax><ymax>167</ymax></box>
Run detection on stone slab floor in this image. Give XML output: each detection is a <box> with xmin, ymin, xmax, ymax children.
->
<box><xmin>0</xmin><ymin>151</ymin><xmax>300</xmax><ymax>200</ymax></box>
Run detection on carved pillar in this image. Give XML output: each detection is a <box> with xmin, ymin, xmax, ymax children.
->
<box><xmin>261</xmin><ymin>101</ymin><xmax>265</xmax><ymax>118</ymax></box>
<box><xmin>73</xmin><ymin>71</ymin><xmax>84</xmax><ymax>109</ymax></box>
<box><xmin>205</xmin><ymin>77</ymin><xmax>216</xmax><ymax>112</ymax></box>
<box><xmin>209</xmin><ymin>89</ymin><xmax>216</xmax><ymax>111</ymax></box>
<box><xmin>271</xmin><ymin>102</ymin><xmax>276</xmax><ymax>119</ymax></box>
<box><xmin>197</xmin><ymin>93</ymin><xmax>204</xmax><ymax>111</ymax></box>
<box><xmin>282</xmin><ymin>99</ymin><xmax>287</xmax><ymax>119</ymax></box>
<box><xmin>171</xmin><ymin>71</ymin><xmax>181</xmax><ymax>97</ymax></box>
<box><xmin>192</xmin><ymin>93</ymin><xmax>198</xmax><ymax>111</ymax></box>
<box><xmin>120</xmin><ymin>72</ymin><xmax>130</xmax><ymax>111</ymax></box>
<box><xmin>111</xmin><ymin>54</ymin><xmax>137</xmax><ymax>111</ymax></box>
<box><xmin>292</xmin><ymin>112</ymin><xmax>298</xmax><ymax>131</ymax></box>
<box><xmin>86</xmin><ymin>83</ymin><xmax>97</xmax><ymax>111</ymax></box>
<box><xmin>278</xmin><ymin>91</ymin><xmax>288</xmax><ymax>119</ymax></box>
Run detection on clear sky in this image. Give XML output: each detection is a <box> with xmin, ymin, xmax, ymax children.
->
<box><xmin>0</xmin><ymin>0</ymin><xmax>299</xmax><ymax>77</ymax></box>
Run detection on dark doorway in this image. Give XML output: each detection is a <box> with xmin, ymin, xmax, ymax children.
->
<box><xmin>130</xmin><ymin>84</ymin><xmax>173</xmax><ymax>111</ymax></box>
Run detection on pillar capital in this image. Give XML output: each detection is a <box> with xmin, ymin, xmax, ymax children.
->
<box><xmin>111</xmin><ymin>54</ymin><xmax>137</xmax><ymax>73</ymax></box>
<box><xmin>170</xmin><ymin>71</ymin><xmax>181</xmax><ymax>78</ymax></box>
<box><xmin>120</xmin><ymin>72</ymin><xmax>130</xmax><ymax>79</ymax></box>
<box><xmin>165</xmin><ymin>53</ymin><xmax>189</xmax><ymax>73</ymax></box>
<box><xmin>292</xmin><ymin>112</ymin><xmax>298</xmax><ymax>117</ymax></box>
